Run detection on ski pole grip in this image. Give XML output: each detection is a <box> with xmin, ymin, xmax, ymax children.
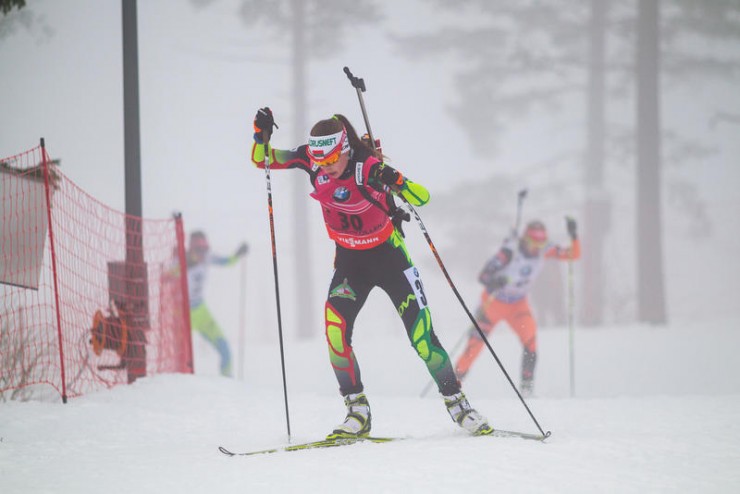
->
<box><xmin>343</xmin><ymin>66</ymin><xmax>366</xmax><ymax>92</ymax></box>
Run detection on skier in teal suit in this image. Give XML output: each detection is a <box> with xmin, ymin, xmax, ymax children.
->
<box><xmin>187</xmin><ymin>231</ymin><xmax>247</xmax><ymax>377</ymax></box>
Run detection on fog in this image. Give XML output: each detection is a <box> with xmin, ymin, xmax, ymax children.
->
<box><xmin>2</xmin><ymin>0</ymin><xmax>738</xmax><ymax>361</ymax></box>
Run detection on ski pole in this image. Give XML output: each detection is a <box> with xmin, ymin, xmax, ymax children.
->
<box><xmin>422</xmin><ymin>189</ymin><xmax>527</xmax><ymax>397</ymax></box>
<box><xmin>343</xmin><ymin>67</ymin><xmax>376</xmax><ymax>149</ymax></box>
<box><xmin>261</xmin><ymin>125</ymin><xmax>292</xmax><ymax>441</ymax></box>
<box><xmin>402</xmin><ymin>198</ymin><xmax>550</xmax><ymax>436</ymax></box>
<box><xmin>405</xmin><ymin>196</ymin><xmax>549</xmax><ymax>436</ymax></box>
<box><xmin>342</xmin><ymin>67</ymin><xmax>549</xmax><ymax>438</ymax></box>
<box><xmin>568</xmin><ymin>256</ymin><xmax>575</xmax><ymax>398</ymax></box>
<box><xmin>514</xmin><ymin>188</ymin><xmax>528</xmax><ymax>235</ymax></box>
<box><xmin>237</xmin><ymin>255</ymin><xmax>247</xmax><ymax>381</ymax></box>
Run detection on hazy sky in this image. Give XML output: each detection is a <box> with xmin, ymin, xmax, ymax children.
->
<box><xmin>2</xmin><ymin>1</ymin><xmax>498</xmax><ymax>252</ymax></box>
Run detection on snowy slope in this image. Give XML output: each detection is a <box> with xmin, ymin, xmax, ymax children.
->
<box><xmin>3</xmin><ymin>320</ymin><xmax>740</xmax><ymax>494</ymax></box>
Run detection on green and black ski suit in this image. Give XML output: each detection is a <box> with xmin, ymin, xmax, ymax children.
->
<box><xmin>252</xmin><ymin>142</ymin><xmax>461</xmax><ymax>396</ymax></box>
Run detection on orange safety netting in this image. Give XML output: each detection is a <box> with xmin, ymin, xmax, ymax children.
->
<box><xmin>1</xmin><ymin>142</ymin><xmax>192</xmax><ymax>402</ymax></box>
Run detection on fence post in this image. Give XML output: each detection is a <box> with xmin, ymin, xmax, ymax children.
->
<box><xmin>40</xmin><ymin>138</ymin><xmax>68</xmax><ymax>403</ymax></box>
<box><xmin>173</xmin><ymin>213</ymin><xmax>193</xmax><ymax>373</ymax></box>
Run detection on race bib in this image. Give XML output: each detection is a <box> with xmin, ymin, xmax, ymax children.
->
<box><xmin>404</xmin><ymin>266</ymin><xmax>428</xmax><ymax>310</ymax></box>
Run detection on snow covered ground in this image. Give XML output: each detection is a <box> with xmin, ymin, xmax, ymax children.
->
<box><xmin>3</xmin><ymin>318</ymin><xmax>740</xmax><ymax>494</ymax></box>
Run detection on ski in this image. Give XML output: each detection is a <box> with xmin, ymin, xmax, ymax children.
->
<box><xmin>219</xmin><ymin>429</ymin><xmax>549</xmax><ymax>457</ymax></box>
<box><xmin>218</xmin><ymin>436</ymin><xmax>397</xmax><ymax>457</ymax></box>
<box><xmin>488</xmin><ymin>429</ymin><xmax>550</xmax><ymax>442</ymax></box>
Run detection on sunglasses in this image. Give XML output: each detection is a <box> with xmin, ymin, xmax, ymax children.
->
<box><xmin>524</xmin><ymin>236</ymin><xmax>547</xmax><ymax>249</ymax></box>
<box><xmin>313</xmin><ymin>149</ymin><xmax>343</xmax><ymax>167</ymax></box>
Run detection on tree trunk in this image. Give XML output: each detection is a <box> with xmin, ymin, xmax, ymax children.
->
<box><xmin>581</xmin><ymin>0</ymin><xmax>610</xmax><ymax>326</ymax></box>
<box><xmin>291</xmin><ymin>0</ymin><xmax>315</xmax><ymax>338</ymax></box>
<box><xmin>636</xmin><ymin>0</ymin><xmax>667</xmax><ymax>324</ymax></box>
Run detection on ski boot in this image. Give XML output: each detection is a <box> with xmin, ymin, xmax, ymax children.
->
<box><xmin>444</xmin><ymin>392</ymin><xmax>493</xmax><ymax>436</ymax></box>
<box><xmin>520</xmin><ymin>348</ymin><xmax>536</xmax><ymax>398</ymax></box>
<box><xmin>327</xmin><ymin>392</ymin><xmax>371</xmax><ymax>439</ymax></box>
<box><xmin>519</xmin><ymin>378</ymin><xmax>534</xmax><ymax>398</ymax></box>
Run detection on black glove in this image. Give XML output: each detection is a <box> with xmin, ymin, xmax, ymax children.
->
<box><xmin>253</xmin><ymin>107</ymin><xmax>278</xmax><ymax>144</ymax></box>
<box><xmin>566</xmin><ymin>216</ymin><xmax>577</xmax><ymax>240</ymax></box>
<box><xmin>485</xmin><ymin>275</ymin><xmax>508</xmax><ymax>294</ymax></box>
<box><xmin>376</xmin><ymin>163</ymin><xmax>404</xmax><ymax>188</ymax></box>
<box><xmin>235</xmin><ymin>242</ymin><xmax>249</xmax><ymax>257</ymax></box>
<box><xmin>391</xmin><ymin>206</ymin><xmax>411</xmax><ymax>237</ymax></box>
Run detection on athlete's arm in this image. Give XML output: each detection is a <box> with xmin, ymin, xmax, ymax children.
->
<box><xmin>543</xmin><ymin>238</ymin><xmax>581</xmax><ymax>260</ymax></box>
<box><xmin>208</xmin><ymin>253</ymin><xmax>240</xmax><ymax>267</ymax></box>
<box><xmin>478</xmin><ymin>247</ymin><xmax>513</xmax><ymax>293</ymax></box>
<box><xmin>372</xmin><ymin>162</ymin><xmax>430</xmax><ymax>206</ymax></box>
<box><xmin>251</xmin><ymin>142</ymin><xmax>314</xmax><ymax>173</ymax></box>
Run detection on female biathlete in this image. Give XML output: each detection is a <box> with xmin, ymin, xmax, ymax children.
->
<box><xmin>455</xmin><ymin>219</ymin><xmax>580</xmax><ymax>396</ymax></box>
<box><xmin>250</xmin><ymin>107</ymin><xmax>492</xmax><ymax>438</ymax></box>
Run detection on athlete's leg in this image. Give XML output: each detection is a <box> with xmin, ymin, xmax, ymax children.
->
<box><xmin>324</xmin><ymin>266</ymin><xmax>373</xmax><ymax>396</ymax></box>
<box><xmin>379</xmin><ymin>232</ymin><xmax>460</xmax><ymax>396</ymax></box>
<box><xmin>455</xmin><ymin>291</ymin><xmax>509</xmax><ymax>379</ymax></box>
<box><xmin>455</xmin><ymin>301</ymin><xmax>497</xmax><ymax>380</ymax></box>
<box><xmin>190</xmin><ymin>304</ymin><xmax>232</xmax><ymax>377</ymax></box>
<box><xmin>506</xmin><ymin>298</ymin><xmax>538</xmax><ymax>392</ymax></box>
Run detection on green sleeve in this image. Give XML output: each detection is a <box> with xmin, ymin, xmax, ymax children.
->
<box><xmin>251</xmin><ymin>141</ymin><xmax>272</xmax><ymax>167</ymax></box>
<box><xmin>400</xmin><ymin>180</ymin><xmax>430</xmax><ymax>206</ymax></box>
<box><xmin>251</xmin><ymin>141</ymin><xmax>310</xmax><ymax>171</ymax></box>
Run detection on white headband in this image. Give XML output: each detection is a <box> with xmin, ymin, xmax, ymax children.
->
<box><xmin>307</xmin><ymin>128</ymin><xmax>349</xmax><ymax>162</ymax></box>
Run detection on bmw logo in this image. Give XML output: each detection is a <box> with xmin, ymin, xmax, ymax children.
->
<box><xmin>333</xmin><ymin>187</ymin><xmax>350</xmax><ymax>202</ymax></box>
